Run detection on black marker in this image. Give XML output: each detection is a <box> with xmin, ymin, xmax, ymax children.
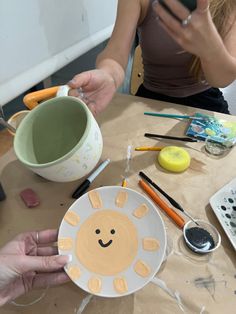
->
<box><xmin>72</xmin><ymin>159</ymin><xmax>110</xmax><ymax>199</ymax></box>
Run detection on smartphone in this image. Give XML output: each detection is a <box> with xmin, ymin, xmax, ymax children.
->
<box><xmin>179</xmin><ymin>0</ymin><xmax>197</xmax><ymax>11</ymax></box>
<box><xmin>159</xmin><ymin>0</ymin><xmax>197</xmax><ymax>19</ymax></box>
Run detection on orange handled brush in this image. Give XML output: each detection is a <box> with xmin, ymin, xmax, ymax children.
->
<box><xmin>139</xmin><ymin>179</ymin><xmax>185</xmax><ymax>229</ymax></box>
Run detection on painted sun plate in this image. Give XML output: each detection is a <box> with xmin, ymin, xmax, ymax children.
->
<box><xmin>58</xmin><ymin>186</ymin><xmax>167</xmax><ymax>297</ymax></box>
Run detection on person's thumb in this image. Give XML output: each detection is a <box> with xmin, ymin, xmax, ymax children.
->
<box><xmin>13</xmin><ymin>255</ymin><xmax>68</xmax><ymax>274</ymax></box>
<box><xmin>68</xmin><ymin>71</ymin><xmax>92</xmax><ymax>89</ymax></box>
<box><xmin>197</xmin><ymin>0</ymin><xmax>209</xmax><ymax>14</ymax></box>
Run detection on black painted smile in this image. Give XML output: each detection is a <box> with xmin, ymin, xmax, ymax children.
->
<box><xmin>98</xmin><ymin>239</ymin><xmax>113</xmax><ymax>248</ymax></box>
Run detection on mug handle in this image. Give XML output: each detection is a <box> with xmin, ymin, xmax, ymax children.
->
<box><xmin>23</xmin><ymin>85</ymin><xmax>70</xmax><ymax>110</ymax></box>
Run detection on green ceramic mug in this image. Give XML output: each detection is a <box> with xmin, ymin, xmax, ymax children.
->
<box><xmin>14</xmin><ymin>95</ymin><xmax>103</xmax><ymax>182</ymax></box>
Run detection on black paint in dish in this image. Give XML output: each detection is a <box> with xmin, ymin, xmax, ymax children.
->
<box><xmin>228</xmin><ymin>198</ymin><xmax>234</xmax><ymax>203</ymax></box>
<box><xmin>225</xmin><ymin>213</ymin><xmax>231</xmax><ymax>219</ymax></box>
<box><xmin>185</xmin><ymin>227</ymin><xmax>215</xmax><ymax>251</ymax></box>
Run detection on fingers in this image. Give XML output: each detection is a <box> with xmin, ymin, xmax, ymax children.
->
<box><xmin>155</xmin><ymin>1</ymin><xmax>184</xmax><ymax>34</ymax></box>
<box><xmin>87</xmin><ymin>101</ymin><xmax>98</xmax><ymax>115</ymax></box>
<box><xmin>15</xmin><ymin>255</ymin><xmax>69</xmax><ymax>274</ymax></box>
<box><xmin>196</xmin><ymin>0</ymin><xmax>209</xmax><ymax>13</ymax></box>
<box><xmin>68</xmin><ymin>71</ymin><xmax>92</xmax><ymax>89</ymax></box>
<box><xmin>161</xmin><ymin>0</ymin><xmax>190</xmax><ymax>20</ymax></box>
<box><xmin>67</xmin><ymin>86</ymin><xmax>98</xmax><ymax>115</ymax></box>
<box><xmin>37</xmin><ymin>246</ymin><xmax>58</xmax><ymax>256</ymax></box>
<box><xmin>33</xmin><ymin>229</ymin><xmax>58</xmax><ymax>245</ymax></box>
<box><xmin>32</xmin><ymin>271</ymin><xmax>70</xmax><ymax>289</ymax></box>
<box><xmin>68</xmin><ymin>88</ymin><xmax>82</xmax><ymax>98</ymax></box>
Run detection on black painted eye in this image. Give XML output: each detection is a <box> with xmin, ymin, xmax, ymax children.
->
<box><xmin>95</xmin><ymin>229</ymin><xmax>100</xmax><ymax>234</ymax></box>
<box><xmin>110</xmin><ymin>229</ymin><xmax>115</xmax><ymax>234</ymax></box>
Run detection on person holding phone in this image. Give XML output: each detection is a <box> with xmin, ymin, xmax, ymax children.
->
<box><xmin>68</xmin><ymin>0</ymin><xmax>236</xmax><ymax>114</ymax></box>
<box><xmin>0</xmin><ymin>229</ymin><xmax>69</xmax><ymax>306</ymax></box>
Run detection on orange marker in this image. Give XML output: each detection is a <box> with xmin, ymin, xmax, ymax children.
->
<box><xmin>135</xmin><ymin>146</ymin><xmax>164</xmax><ymax>151</ymax></box>
<box><xmin>139</xmin><ymin>179</ymin><xmax>185</xmax><ymax>229</ymax></box>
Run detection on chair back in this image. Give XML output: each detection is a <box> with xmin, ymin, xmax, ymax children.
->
<box><xmin>130</xmin><ymin>45</ymin><xmax>144</xmax><ymax>95</ymax></box>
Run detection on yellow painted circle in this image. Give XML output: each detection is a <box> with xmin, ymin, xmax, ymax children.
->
<box><xmin>158</xmin><ymin>146</ymin><xmax>191</xmax><ymax>172</ymax></box>
<box><xmin>76</xmin><ymin>210</ymin><xmax>138</xmax><ymax>276</ymax></box>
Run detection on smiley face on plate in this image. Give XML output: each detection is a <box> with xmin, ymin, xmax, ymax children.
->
<box><xmin>76</xmin><ymin>210</ymin><xmax>138</xmax><ymax>275</ymax></box>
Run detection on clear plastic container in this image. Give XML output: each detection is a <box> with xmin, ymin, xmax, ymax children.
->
<box><xmin>183</xmin><ymin>220</ymin><xmax>221</xmax><ymax>254</ymax></box>
<box><xmin>204</xmin><ymin>137</ymin><xmax>233</xmax><ymax>156</ymax></box>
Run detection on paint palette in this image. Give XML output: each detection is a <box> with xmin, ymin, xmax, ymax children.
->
<box><xmin>209</xmin><ymin>178</ymin><xmax>236</xmax><ymax>250</ymax></box>
<box><xmin>186</xmin><ymin>112</ymin><xmax>236</xmax><ymax>144</ymax></box>
<box><xmin>58</xmin><ymin>186</ymin><xmax>167</xmax><ymax>297</ymax></box>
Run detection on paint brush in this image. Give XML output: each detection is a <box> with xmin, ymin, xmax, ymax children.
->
<box><xmin>139</xmin><ymin>179</ymin><xmax>185</xmax><ymax>228</ymax></box>
<box><xmin>139</xmin><ymin>171</ymin><xmax>199</xmax><ymax>225</ymax></box>
<box><xmin>135</xmin><ymin>146</ymin><xmax>164</xmax><ymax>151</ymax></box>
<box><xmin>0</xmin><ymin>105</ymin><xmax>16</xmax><ymax>133</ymax></box>
<box><xmin>144</xmin><ymin>112</ymin><xmax>206</xmax><ymax>121</ymax></box>
<box><xmin>144</xmin><ymin>133</ymin><xmax>200</xmax><ymax>142</ymax></box>
<box><xmin>0</xmin><ymin>105</ymin><xmax>5</xmax><ymax>120</ymax></box>
<box><xmin>122</xmin><ymin>178</ymin><xmax>127</xmax><ymax>187</ymax></box>
<box><xmin>122</xmin><ymin>145</ymin><xmax>132</xmax><ymax>187</ymax></box>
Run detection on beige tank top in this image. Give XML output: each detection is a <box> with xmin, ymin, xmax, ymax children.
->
<box><xmin>138</xmin><ymin>0</ymin><xmax>210</xmax><ymax>97</ymax></box>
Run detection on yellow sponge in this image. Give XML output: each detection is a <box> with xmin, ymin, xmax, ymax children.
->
<box><xmin>158</xmin><ymin>146</ymin><xmax>191</xmax><ymax>172</ymax></box>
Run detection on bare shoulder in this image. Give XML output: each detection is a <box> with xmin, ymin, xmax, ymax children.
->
<box><xmin>111</xmin><ymin>0</ymin><xmax>143</xmax><ymax>35</ymax></box>
<box><xmin>117</xmin><ymin>0</ymin><xmax>148</xmax><ymax>23</ymax></box>
<box><xmin>115</xmin><ymin>0</ymin><xmax>142</xmax><ymax>21</ymax></box>
<box><xmin>101</xmin><ymin>0</ymin><xmax>144</xmax><ymax>66</ymax></box>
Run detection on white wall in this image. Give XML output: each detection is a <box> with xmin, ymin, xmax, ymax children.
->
<box><xmin>221</xmin><ymin>81</ymin><xmax>236</xmax><ymax>115</ymax></box>
<box><xmin>0</xmin><ymin>0</ymin><xmax>117</xmax><ymax>105</ymax></box>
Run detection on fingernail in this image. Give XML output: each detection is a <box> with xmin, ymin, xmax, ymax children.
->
<box><xmin>68</xmin><ymin>79</ymin><xmax>76</xmax><ymax>85</ymax></box>
<box><xmin>56</xmin><ymin>255</ymin><xmax>69</xmax><ymax>265</ymax></box>
<box><xmin>67</xmin><ymin>254</ymin><xmax>73</xmax><ymax>263</ymax></box>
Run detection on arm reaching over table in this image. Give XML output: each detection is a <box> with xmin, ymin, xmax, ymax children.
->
<box><xmin>68</xmin><ymin>0</ymin><xmax>236</xmax><ymax>115</ymax></box>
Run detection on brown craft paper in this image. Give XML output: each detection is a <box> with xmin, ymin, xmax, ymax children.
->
<box><xmin>1</xmin><ymin>94</ymin><xmax>236</xmax><ymax>314</ymax></box>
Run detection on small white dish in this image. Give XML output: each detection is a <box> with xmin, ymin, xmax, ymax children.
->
<box><xmin>183</xmin><ymin>220</ymin><xmax>221</xmax><ymax>254</ymax></box>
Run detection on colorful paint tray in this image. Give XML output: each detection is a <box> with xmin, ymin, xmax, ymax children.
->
<box><xmin>186</xmin><ymin>113</ymin><xmax>236</xmax><ymax>145</ymax></box>
<box><xmin>58</xmin><ymin>186</ymin><xmax>167</xmax><ymax>297</ymax></box>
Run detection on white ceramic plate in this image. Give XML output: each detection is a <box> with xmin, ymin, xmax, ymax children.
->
<box><xmin>58</xmin><ymin>186</ymin><xmax>167</xmax><ymax>297</ymax></box>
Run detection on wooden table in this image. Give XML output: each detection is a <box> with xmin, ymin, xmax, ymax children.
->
<box><xmin>0</xmin><ymin>93</ymin><xmax>236</xmax><ymax>314</ymax></box>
